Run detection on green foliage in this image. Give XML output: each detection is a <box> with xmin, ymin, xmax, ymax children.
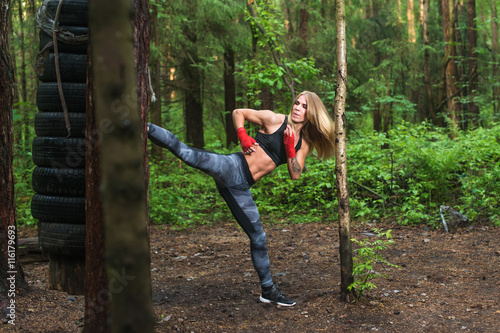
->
<box><xmin>348</xmin><ymin>229</ymin><xmax>399</xmax><ymax>299</ymax></box>
<box><xmin>13</xmin><ymin>143</ymin><xmax>36</xmax><ymax>227</ymax></box>
<box><xmin>348</xmin><ymin>122</ymin><xmax>500</xmax><ymax>227</ymax></box>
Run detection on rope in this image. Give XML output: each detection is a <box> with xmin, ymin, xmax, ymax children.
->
<box><xmin>36</xmin><ymin>0</ymin><xmax>88</xmax><ymax>44</ymax></box>
<box><xmin>147</xmin><ymin>66</ymin><xmax>156</xmax><ymax>104</ymax></box>
<box><xmin>52</xmin><ymin>0</ymin><xmax>71</xmax><ymax>137</ymax></box>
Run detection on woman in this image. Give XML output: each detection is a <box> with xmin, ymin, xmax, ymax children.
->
<box><xmin>147</xmin><ymin>91</ymin><xmax>335</xmax><ymax>307</ymax></box>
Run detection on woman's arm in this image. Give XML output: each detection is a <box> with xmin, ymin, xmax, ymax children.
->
<box><xmin>233</xmin><ymin>109</ymin><xmax>284</xmax><ymax>154</ymax></box>
<box><xmin>284</xmin><ymin>125</ymin><xmax>309</xmax><ymax>180</ymax></box>
<box><xmin>232</xmin><ymin>108</ymin><xmax>281</xmax><ymax>130</ymax></box>
<box><xmin>287</xmin><ymin>146</ymin><xmax>308</xmax><ymax>180</ymax></box>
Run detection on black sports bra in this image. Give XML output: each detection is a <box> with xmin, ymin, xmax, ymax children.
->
<box><xmin>254</xmin><ymin>116</ymin><xmax>302</xmax><ymax>166</ymax></box>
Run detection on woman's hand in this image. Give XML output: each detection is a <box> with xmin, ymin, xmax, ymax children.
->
<box><xmin>283</xmin><ymin>125</ymin><xmax>296</xmax><ymax>158</ymax></box>
<box><xmin>237</xmin><ymin>127</ymin><xmax>259</xmax><ymax>154</ymax></box>
<box><xmin>243</xmin><ymin>142</ymin><xmax>260</xmax><ymax>155</ymax></box>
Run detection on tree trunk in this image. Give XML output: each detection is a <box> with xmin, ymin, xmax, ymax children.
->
<box><xmin>224</xmin><ymin>48</ymin><xmax>237</xmax><ymax>148</ymax></box>
<box><xmin>1</xmin><ymin>0</ymin><xmax>25</xmax><ymax>307</ymax></box>
<box><xmin>298</xmin><ymin>1</ymin><xmax>309</xmax><ymax>57</ymax></box>
<box><xmin>467</xmin><ymin>0</ymin><xmax>478</xmax><ymax>126</ymax></box>
<box><xmin>179</xmin><ymin>0</ymin><xmax>204</xmax><ymax>149</ymax></box>
<box><xmin>407</xmin><ymin>0</ymin><xmax>416</xmax><ymax>42</ymax></box>
<box><xmin>423</xmin><ymin>0</ymin><xmax>436</xmax><ymax>123</ymax></box>
<box><xmin>85</xmin><ymin>0</ymin><xmax>153</xmax><ymax>331</ymax></box>
<box><xmin>184</xmin><ymin>62</ymin><xmax>204</xmax><ymax>148</ymax></box>
<box><xmin>373</xmin><ymin>105</ymin><xmax>382</xmax><ymax>132</ymax></box>
<box><xmin>334</xmin><ymin>0</ymin><xmax>354</xmax><ymax>303</ymax></box>
<box><xmin>150</xmin><ymin>3</ymin><xmax>163</xmax><ymax>159</ymax></box>
<box><xmin>260</xmin><ymin>87</ymin><xmax>273</xmax><ymax>110</ymax></box>
<box><xmin>89</xmin><ymin>0</ymin><xmax>154</xmax><ymax>331</ymax></box>
<box><xmin>321</xmin><ymin>0</ymin><xmax>328</xmax><ymax>20</ymax></box>
<box><xmin>491</xmin><ymin>0</ymin><xmax>499</xmax><ymax>115</ymax></box>
<box><xmin>442</xmin><ymin>0</ymin><xmax>461</xmax><ymax>129</ymax></box>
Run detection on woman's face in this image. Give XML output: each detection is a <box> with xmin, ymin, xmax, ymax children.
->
<box><xmin>291</xmin><ymin>95</ymin><xmax>308</xmax><ymax>124</ymax></box>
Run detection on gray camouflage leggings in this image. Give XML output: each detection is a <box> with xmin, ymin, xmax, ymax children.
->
<box><xmin>148</xmin><ymin>124</ymin><xmax>273</xmax><ymax>287</ymax></box>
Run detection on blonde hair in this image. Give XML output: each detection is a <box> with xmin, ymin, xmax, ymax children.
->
<box><xmin>288</xmin><ymin>91</ymin><xmax>335</xmax><ymax>159</ymax></box>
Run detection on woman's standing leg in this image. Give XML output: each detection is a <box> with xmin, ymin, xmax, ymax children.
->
<box><xmin>216</xmin><ymin>184</ymin><xmax>296</xmax><ymax>306</ymax></box>
<box><xmin>216</xmin><ymin>184</ymin><xmax>273</xmax><ymax>288</ymax></box>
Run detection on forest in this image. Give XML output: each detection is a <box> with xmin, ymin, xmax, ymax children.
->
<box><xmin>1</xmin><ymin>0</ymin><xmax>499</xmax><ymax>332</ymax></box>
<box><xmin>8</xmin><ymin>0</ymin><xmax>499</xmax><ymax>228</ymax></box>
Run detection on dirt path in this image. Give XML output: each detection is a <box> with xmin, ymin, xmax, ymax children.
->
<box><xmin>5</xmin><ymin>222</ymin><xmax>500</xmax><ymax>332</ymax></box>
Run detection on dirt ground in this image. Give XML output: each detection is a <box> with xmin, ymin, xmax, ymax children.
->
<box><xmin>3</xmin><ymin>220</ymin><xmax>500</xmax><ymax>332</ymax></box>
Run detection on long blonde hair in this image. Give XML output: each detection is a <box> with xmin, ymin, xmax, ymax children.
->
<box><xmin>288</xmin><ymin>91</ymin><xmax>335</xmax><ymax>159</ymax></box>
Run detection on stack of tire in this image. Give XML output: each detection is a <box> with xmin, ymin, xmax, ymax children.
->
<box><xmin>31</xmin><ymin>0</ymin><xmax>88</xmax><ymax>260</ymax></box>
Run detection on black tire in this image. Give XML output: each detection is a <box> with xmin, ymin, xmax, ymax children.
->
<box><xmin>36</xmin><ymin>82</ymin><xmax>86</xmax><ymax>113</ymax></box>
<box><xmin>44</xmin><ymin>0</ymin><xmax>89</xmax><ymax>27</ymax></box>
<box><xmin>31</xmin><ymin>194</ymin><xmax>85</xmax><ymax>224</ymax></box>
<box><xmin>39</xmin><ymin>222</ymin><xmax>85</xmax><ymax>257</ymax></box>
<box><xmin>32</xmin><ymin>167</ymin><xmax>85</xmax><ymax>196</ymax></box>
<box><xmin>36</xmin><ymin>53</ymin><xmax>87</xmax><ymax>83</ymax></box>
<box><xmin>35</xmin><ymin>112</ymin><xmax>86</xmax><ymax>138</ymax></box>
<box><xmin>32</xmin><ymin>137</ymin><xmax>86</xmax><ymax>168</ymax></box>
<box><xmin>39</xmin><ymin>26</ymin><xmax>88</xmax><ymax>54</ymax></box>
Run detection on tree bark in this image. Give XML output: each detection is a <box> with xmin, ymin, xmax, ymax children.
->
<box><xmin>150</xmin><ymin>3</ymin><xmax>163</xmax><ymax>159</ymax></box>
<box><xmin>224</xmin><ymin>48</ymin><xmax>237</xmax><ymax>148</ymax></box>
<box><xmin>334</xmin><ymin>0</ymin><xmax>354</xmax><ymax>303</ymax></box>
<box><xmin>298</xmin><ymin>0</ymin><xmax>309</xmax><ymax>57</ymax></box>
<box><xmin>16</xmin><ymin>0</ymin><xmax>26</xmax><ymax>102</ymax></box>
<box><xmin>84</xmin><ymin>47</ymin><xmax>109</xmax><ymax>332</ymax></box>
<box><xmin>467</xmin><ymin>0</ymin><xmax>478</xmax><ymax>126</ymax></box>
<box><xmin>423</xmin><ymin>0</ymin><xmax>436</xmax><ymax>123</ymax></box>
<box><xmin>491</xmin><ymin>0</ymin><xmax>499</xmax><ymax>115</ymax></box>
<box><xmin>1</xmin><ymin>0</ymin><xmax>25</xmax><ymax>304</ymax></box>
<box><xmin>260</xmin><ymin>87</ymin><xmax>273</xmax><ymax>110</ymax></box>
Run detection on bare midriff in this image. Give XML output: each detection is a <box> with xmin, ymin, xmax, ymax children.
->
<box><xmin>243</xmin><ymin>146</ymin><xmax>278</xmax><ymax>182</ymax></box>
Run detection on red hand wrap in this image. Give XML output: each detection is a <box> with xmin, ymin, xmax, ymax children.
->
<box><xmin>283</xmin><ymin>131</ymin><xmax>296</xmax><ymax>158</ymax></box>
<box><xmin>237</xmin><ymin>127</ymin><xmax>256</xmax><ymax>151</ymax></box>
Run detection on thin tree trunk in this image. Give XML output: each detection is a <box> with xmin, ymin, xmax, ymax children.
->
<box><xmin>373</xmin><ymin>105</ymin><xmax>382</xmax><ymax>132</ymax></box>
<box><xmin>423</xmin><ymin>0</ymin><xmax>436</xmax><ymax>123</ymax></box>
<box><xmin>321</xmin><ymin>0</ymin><xmax>328</xmax><ymax>20</ymax></box>
<box><xmin>16</xmin><ymin>0</ymin><xmax>26</xmax><ymax>102</ymax></box>
<box><xmin>1</xmin><ymin>0</ymin><xmax>25</xmax><ymax>303</ymax></box>
<box><xmin>491</xmin><ymin>0</ymin><xmax>499</xmax><ymax>115</ymax></box>
<box><xmin>89</xmin><ymin>0</ymin><xmax>154</xmax><ymax>332</ymax></box>
<box><xmin>150</xmin><ymin>3</ymin><xmax>163</xmax><ymax>159</ymax></box>
<box><xmin>224</xmin><ymin>48</ymin><xmax>237</xmax><ymax>148</ymax></box>
<box><xmin>383</xmin><ymin>84</ymin><xmax>393</xmax><ymax>134</ymax></box>
<box><xmin>442</xmin><ymin>0</ymin><xmax>461</xmax><ymax>129</ymax></box>
<box><xmin>466</xmin><ymin>0</ymin><xmax>478</xmax><ymax>126</ymax></box>
<box><xmin>334</xmin><ymin>0</ymin><xmax>354</xmax><ymax>303</ymax></box>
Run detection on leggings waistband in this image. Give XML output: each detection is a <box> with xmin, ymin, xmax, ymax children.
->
<box><xmin>236</xmin><ymin>152</ymin><xmax>255</xmax><ymax>186</ymax></box>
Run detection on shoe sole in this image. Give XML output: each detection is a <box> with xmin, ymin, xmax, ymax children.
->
<box><xmin>259</xmin><ymin>295</ymin><xmax>296</xmax><ymax>307</ymax></box>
